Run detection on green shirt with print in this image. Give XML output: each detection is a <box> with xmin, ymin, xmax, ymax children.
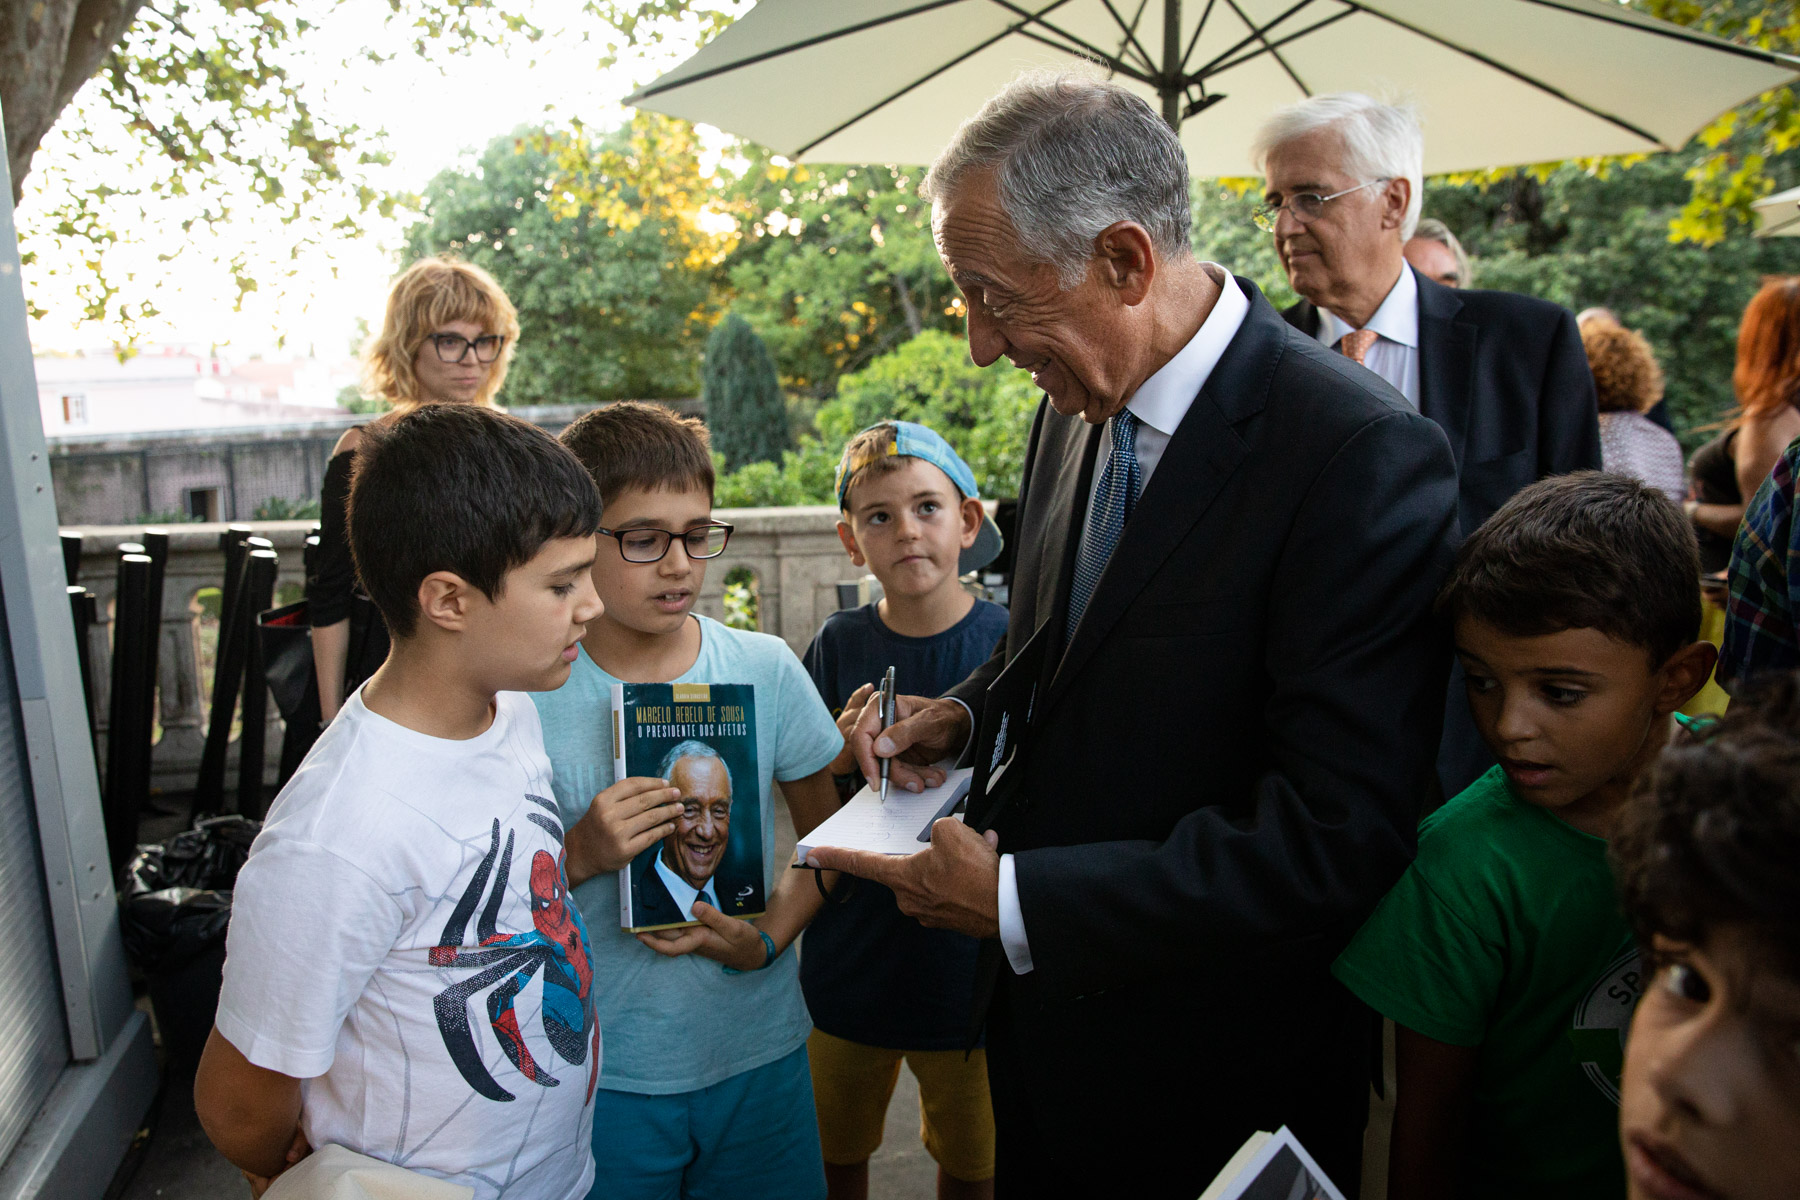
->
<box><xmin>1332</xmin><ymin>766</ymin><xmax>1641</xmax><ymax>1199</ymax></box>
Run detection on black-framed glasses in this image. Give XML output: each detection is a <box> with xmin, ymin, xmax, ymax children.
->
<box><xmin>429</xmin><ymin>333</ymin><xmax>506</xmax><ymax>364</ymax></box>
<box><xmin>1252</xmin><ymin>179</ymin><xmax>1390</xmax><ymax>232</ymax></box>
<box><xmin>599</xmin><ymin>522</ymin><xmax>734</xmax><ymax>564</ymax></box>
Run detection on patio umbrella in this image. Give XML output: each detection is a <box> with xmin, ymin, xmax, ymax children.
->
<box><xmin>1753</xmin><ymin>184</ymin><xmax>1800</xmax><ymax>237</ymax></box>
<box><xmin>626</xmin><ymin>0</ymin><xmax>1800</xmax><ymax>176</ymax></box>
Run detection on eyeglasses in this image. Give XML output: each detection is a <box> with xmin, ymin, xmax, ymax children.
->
<box><xmin>599</xmin><ymin>522</ymin><xmax>734</xmax><ymax>564</ymax></box>
<box><xmin>429</xmin><ymin>333</ymin><xmax>506</xmax><ymax>364</ymax></box>
<box><xmin>1252</xmin><ymin>179</ymin><xmax>1390</xmax><ymax>232</ymax></box>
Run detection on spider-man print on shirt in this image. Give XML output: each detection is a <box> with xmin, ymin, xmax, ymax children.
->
<box><xmin>430</xmin><ymin>794</ymin><xmax>598</xmax><ymax>1103</ymax></box>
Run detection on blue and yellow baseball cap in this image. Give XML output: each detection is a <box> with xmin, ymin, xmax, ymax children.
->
<box><xmin>834</xmin><ymin>420</ymin><xmax>1005</xmax><ymax>574</ymax></box>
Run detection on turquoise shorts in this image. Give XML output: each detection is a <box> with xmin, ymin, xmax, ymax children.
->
<box><xmin>586</xmin><ymin>1044</ymin><xmax>826</xmax><ymax>1200</ymax></box>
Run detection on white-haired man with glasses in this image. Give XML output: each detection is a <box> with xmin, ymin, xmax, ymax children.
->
<box><xmin>1254</xmin><ymin>92</ymin><xmax>1600</xmax><ymax>796</ymax></box>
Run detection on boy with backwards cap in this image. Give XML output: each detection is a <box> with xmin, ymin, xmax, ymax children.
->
<box><xmin>801</xmin><ymin>420</ymin><xmax>1009</xmax><ymax>1200</ymax></box>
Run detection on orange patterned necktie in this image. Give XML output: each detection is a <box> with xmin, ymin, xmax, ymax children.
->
<box><xmin>1336</xmin><ymin>328</ymin><xmax>1378</xmax><ymax>365</ymax></box>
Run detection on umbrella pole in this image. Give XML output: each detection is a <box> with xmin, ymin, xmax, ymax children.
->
<box><xmin>1161</xmin><ymin>0</ymin><xmax>1182</xmax><ymax>131</ymax></box>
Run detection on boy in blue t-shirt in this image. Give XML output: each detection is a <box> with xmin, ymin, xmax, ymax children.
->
<box><xmin>531</xmin><ymin>403</ymin><xmax>844</xmax><ymax>1200</ymax></box>
<box><xmin>802</xmin><ymin>421</ymin><xmax>1008</xmax><ymax>1200</ymax></box>
<box><xmin>1332</xmin><ymin>473</ymin><xmax>1717</xmax><ymax>1200</ymax></box>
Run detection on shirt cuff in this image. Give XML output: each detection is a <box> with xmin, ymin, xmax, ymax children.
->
<box><xmin>997</xmin><ymin>853</ymin><xmax>1034</xmax><ymax>975</ymax></box>
<box><xmin>944</xmin><ymin>696</ymin><xmax>976</xmax><ymax>755</ymax></box>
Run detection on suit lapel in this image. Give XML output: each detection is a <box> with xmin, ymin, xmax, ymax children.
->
<box><xmin>1046</xmin><ymin>279</ymin><xmax>1280</xmax><ymax>706</ymax></box>
<box><xmin>1414</xmin><ymin>268</ymin><xmax>1476</xmax><ymax>473</ymax></box>
<box><xmin>1027</xmin><ymin>412</ymin><xmax>1101</xmax><ymax>645</ymax></box>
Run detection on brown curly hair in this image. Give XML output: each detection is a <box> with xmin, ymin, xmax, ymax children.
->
<box><xmin>1580</xmin><ymin>318</ymin><xmax>1664</xmax><ymax>414</ymax></box>
<box><xmin>1613</xmin><ymin>671</ymin><xmax>1800</xmax><ymax>974</ymax></box>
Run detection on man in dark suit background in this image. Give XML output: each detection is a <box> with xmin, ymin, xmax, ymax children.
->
<box><xmin>1251</xmin><ymin>93</ymin><xmax>1601</xmax><ymax>794</ymax></box>
<box><xmin>807</xmin><ymin>74</ymin><xmax>1461</xmax><ymax>1198</ymax></box>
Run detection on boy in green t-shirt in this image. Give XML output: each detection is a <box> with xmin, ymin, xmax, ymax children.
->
<box><xmin>1333</xmin><ymin>472</ymin><xmax>1717</xmax><ymax>1200</ymax></box>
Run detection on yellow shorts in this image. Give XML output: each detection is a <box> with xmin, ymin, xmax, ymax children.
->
<box><xmin>807</xmin><ymin>1028</ymin><xmax>996</xmax><ymax>1182</ymax></box>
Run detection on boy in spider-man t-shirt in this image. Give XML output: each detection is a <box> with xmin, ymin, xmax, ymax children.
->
<box><xmin>194</xmin><ymin>406</ymin><xmax>685</xmax><ymax>1200</ymax></box>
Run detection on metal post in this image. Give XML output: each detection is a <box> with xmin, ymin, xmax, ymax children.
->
<box><xmin>196</xmin><ymin>528</ymin><xmax>255</xmax><ymax>812</ymax></box>
<box><xmin>235</xmin><ymin>549</ymin><xmax>278</xmax><ymax>818</ymax></box>
<box><xmin>1162</xmin><ymin>0</ymin><xmax>1183</xmax><ymax>131</ymax></box>
<box><xmin>135</xmin><ymin>529</ymin><xmax>168</xmax><ymax>799</ymax></box>
<box><xmin>102</xmin><ymin>554</ymin><xmax>152</xmax><ymax>874</ymax></box>
<box><xmin>60</xmin><ymin>531</ymin><xmax>82</xmax><ymax>585</ymax></box>
<box><xmin>68</xmin><ymin>586</ymin><xmax>97</xmax><ymax>748</ymax></box>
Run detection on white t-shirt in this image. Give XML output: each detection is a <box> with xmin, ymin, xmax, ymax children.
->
<box><xmin>217</xmin><ymin>688</ymin><xmax>598</xmax><ymax>1200</ymax></box>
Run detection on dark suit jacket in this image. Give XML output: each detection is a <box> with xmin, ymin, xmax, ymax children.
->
<box><xmin>1283</xmin><ymin>267</ymin><xmax>1601</xmax><ymax>537</ymax></box>
<box><xmin>947</xmin><ymin>279</ymin><xmax>1459</xmax><ymax>1196</ymax></box>
<box><xmin>625</xmin><ymin>853</ymin><xmax>761</xmax><ymax>930</ymax></box>
<box><xmin>1286</xmin><ymin>269</ymin><xmax>1601</xmax><ymax>796</ymax></box>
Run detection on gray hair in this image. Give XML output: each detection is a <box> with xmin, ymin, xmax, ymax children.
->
<box><xmin>1250</xmin><ymin>92</ymin><xmax>1424</xmax><ymax>240</ymax></box>
<box><xmin>1410</xmin><ymin>217</ymin><xmax>1471</xmax><ymax>287</ymax></box>
<box><xmin>923</xmin><ymin>71</ymin><xmax>1193</xmax><ymax>289</ymax></box>
<box><xmin>658</xmin><ymin>740</ymin><xmax>730</xmax><ymax>796</ymax></box>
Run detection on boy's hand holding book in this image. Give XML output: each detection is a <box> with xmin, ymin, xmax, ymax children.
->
<box><xmin>635</xmin><ymin>901</ymin><xmax>774</xmax><ymax>971</ymax></box>
<box><xmin>566</xmin><ymin>776</ymin><xmax>684</xmax><ymax>879</ymax></box>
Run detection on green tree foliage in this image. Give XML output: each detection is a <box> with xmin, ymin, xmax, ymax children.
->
<box><xmin>8</xmin><ymin>0</ymin><xmax>551</xmax><ymax>332</ymax></box>
<box><xmin>403</xmin><ymin>114</ymin><xmax>723</xmax><ymax>406</ymax></box>
<box><xmin>1423</xmin><ymin>151</ymin><xmax>1800</xmax><ymax>441</ymax></box>
<box><xmin>717</xmin><ymin>149</ymin><xmax>958</xmax><ymax>397</ymax></box>
<box><xmin>714</xmin><ymin>331</ymin><xmax>1039</xmax><ymax>507</ymax></box>
<box><xmin>703</xmin><ymin>313</ymin><xmax>788</xmax><ymax>470</ymax></box>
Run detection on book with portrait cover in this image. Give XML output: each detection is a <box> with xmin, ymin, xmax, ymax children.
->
<box><xmin>611</xmin><ymin>682</ymin><xmax>764</xmax><ymax>932</ymax></box>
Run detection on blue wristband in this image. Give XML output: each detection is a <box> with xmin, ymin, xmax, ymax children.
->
<box><xmin>722</xmin><ymin>929</ymin><xmax>778</xmax><ymax>975</ymax></box>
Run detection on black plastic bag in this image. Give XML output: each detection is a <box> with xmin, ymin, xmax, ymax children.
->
<box><xmin>120</xmin><ymin>887</ymin><xmax>233</xmax><ymax>973</ymax></box>
<box><xmin>124</xmin><ymin>814</ymin><xmax>260</xmax><ymax>896</ymax></box>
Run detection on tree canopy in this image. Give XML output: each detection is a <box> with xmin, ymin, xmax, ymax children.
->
<box><xmin>402</xmin><ymin>114</ymin><xmax>724</xmax><ymax>407</ymax></box>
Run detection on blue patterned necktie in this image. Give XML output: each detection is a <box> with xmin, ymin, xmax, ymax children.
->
<box><xmin>1066</xmin><ymin>409</ymin><xmax>1141</xmax><ymax>640</ymax></box>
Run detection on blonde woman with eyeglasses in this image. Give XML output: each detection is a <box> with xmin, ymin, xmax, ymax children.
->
<box><xmin>306</xmin><ymin>256</ymin><xmax>522</xmax><ymax>725</ymax></box>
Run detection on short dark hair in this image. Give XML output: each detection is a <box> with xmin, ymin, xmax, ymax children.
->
<box><xmin>348</xmin><ymin>405</ymin><xmax>602</xmax><ymax>638</ymax></box>
<box><xmin>559</xmin><ymin>402</ymin><xmax>714</xmax><ymax>507</ymax></box>
<box><xmin>1437</xmin><ymin>471</ymin><xmax>1700</xmax><ymax>664</ymax></box>
<box><xmin>1613</xmin><ymin>671</ymin><xmax>1800</xmax><ymax>975</ymax></box>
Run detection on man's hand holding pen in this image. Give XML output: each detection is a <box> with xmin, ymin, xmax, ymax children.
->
<box><xmin>805</xmin><ymin>688</ymin><xmax>998</xmax><ymax>940</ymax></box>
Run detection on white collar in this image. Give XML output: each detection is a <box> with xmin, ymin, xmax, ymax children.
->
<box><xmin>1317</xmin><ymin>263</ymin><xmax>1419</xmax><ymax>350</ymax></box>
<box><xmin>1126</xmin><ymin>263</ymin><xmax>1251</xmax><ymax>435</ymax></box>
<box><xmin>654</xmin><ymin>852</ymin><xmax>719</xmax><ymax>919</ymax></box>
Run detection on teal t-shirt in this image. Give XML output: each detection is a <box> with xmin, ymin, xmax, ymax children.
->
<box><xmin>531</xmin><ymin>615</ymin><xmax>842</xmax><ymax>1094</ymax></box>
<box><xmin>1332</xmin><ymin>766</ymin><xmax>1641</xmax><ymax>1199</ymax></box>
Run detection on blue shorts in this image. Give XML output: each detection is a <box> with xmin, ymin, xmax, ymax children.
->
<box><xmin>586</xmin><ymin>1044</ymin><xmax>827</xmax><ymax>1200</ymax></box>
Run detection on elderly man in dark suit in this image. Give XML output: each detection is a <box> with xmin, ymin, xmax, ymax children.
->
<box><xmin>807</xmin><ymin>73</ymin><xmax>1460</xmax><ymax>1198</ymax></box>
<box><xmin>1251</xmin><ymin>92</ymin><xmax>1600</xmax><ymax>794</ymax></box>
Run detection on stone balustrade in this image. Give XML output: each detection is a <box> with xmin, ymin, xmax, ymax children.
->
<box><xmin>68</xmin><ymin>506</ymin><xmax>853</xmax><ymax>800</ymax></box>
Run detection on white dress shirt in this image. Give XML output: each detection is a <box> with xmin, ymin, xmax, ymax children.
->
<box><xmin>654</xmin><ymin>853</ymin><xmax>720</xmax><ymax>920</ymax></box>
<box><xmin>1314</xmin><ymin>264</ymin><xmax>1420</xmax><ymax>409</ymax></box>
<box><xmin>995</xmin><ymin>263</ymin><xmax>1251</xmax><ymax>975</ymax></box>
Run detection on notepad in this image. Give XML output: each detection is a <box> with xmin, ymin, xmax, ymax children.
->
<box><xmin>795</xmin><ymin>767</ymin><xmax>973</xmax><ymax>865</ymax></box>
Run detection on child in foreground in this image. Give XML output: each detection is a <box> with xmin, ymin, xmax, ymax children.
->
<box><xmin>802</xmin><ymin>421</ymin><xmax>1008</xmax><ymax>1200</ymax></box>
<box><xmin>1332</xmin><ymin>472</ymin><xmax>1717</xmax><ymax>1199</ymax></box>
<box><xmin>531</xmin><ymin>402</ymin><xmax>844</xmax><ymax>1200</ymax></box>
<box><xmin>1612</xmin><ymin>672</ymin><xmax>1800</xmax><ymax>1200</ymax></box>
<box><xmin>196</xmin><ymin>405</ymin><xmax>674</xmax><ymax>1199</ymax></box>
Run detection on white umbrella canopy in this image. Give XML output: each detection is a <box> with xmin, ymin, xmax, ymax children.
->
<box><xmin>1753</xmin><ymin>184</ymin><xmax>1800</xmax><ymax>237</ymax></box>
<box><xmin>626</xmin><ymin>0</ymin><xmax>1800</xmax><ymax>176</ymax></box>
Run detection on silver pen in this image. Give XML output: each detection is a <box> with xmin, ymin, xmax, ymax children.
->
<box><xmin>879</xmin><ymin>666</ymin><xmax>897</xmax><ymax>804</ymax></box>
